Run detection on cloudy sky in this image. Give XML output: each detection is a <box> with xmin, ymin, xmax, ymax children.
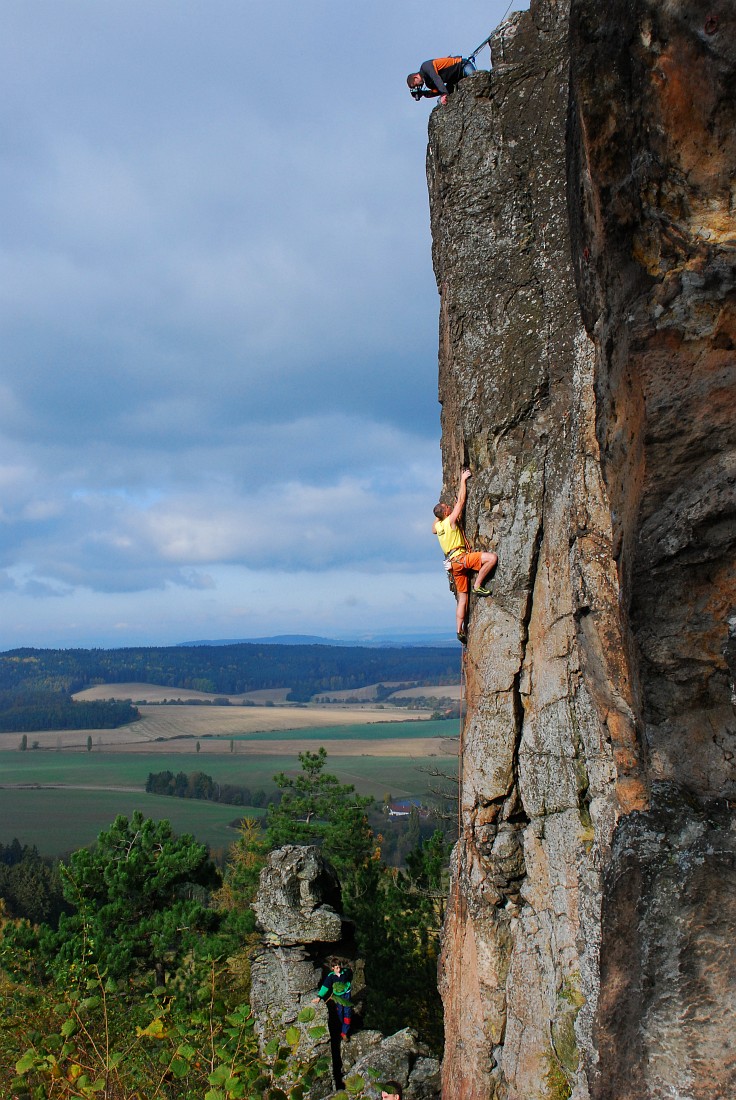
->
<box><xmin>0</xmin><ymin>0</ymin><xmax>521</xmax><ymax>650</ymax></box>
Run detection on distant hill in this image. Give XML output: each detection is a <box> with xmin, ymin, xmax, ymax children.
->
<box><xmin>180</xmin><ymin>633</ymin><xmax>458</xmax><ymax>648</ymax></box>
<box><xmin>179</xmin><ymin>634</ymin><xmax>342</xmax><ymax>647</ymax></box>
<box><xmin>0</xmin><ymin>641</ymin><xmax>460</xmax><ymax>703</ymax></box>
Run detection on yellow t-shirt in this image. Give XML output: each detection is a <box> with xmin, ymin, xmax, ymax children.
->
<box><xmin>434</xmin><ymin>517</ymin><xmax>466</xmax><ymax>557</ymax></box>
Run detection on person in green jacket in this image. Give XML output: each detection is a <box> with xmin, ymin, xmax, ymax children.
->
<box><xmin>311</xmin><ymin>961</ymin><xmax>352</xmax><ymax>1041</ymax></box>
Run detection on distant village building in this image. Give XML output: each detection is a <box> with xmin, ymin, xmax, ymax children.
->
<box><xmin>387</xmin><ymin>798</ymin><xmax>426</xmax><ymax>818</ymax></box>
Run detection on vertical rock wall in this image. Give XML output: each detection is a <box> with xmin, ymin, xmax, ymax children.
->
<box><xmin>569</xmin><ymin>3</ymin><xmax>736</xmax><ymax>1097</ymax></box>
<box><xmin>429</xmin><ymin>1</ymin><xmax>735</xmax><ymax>1097</ymax></box>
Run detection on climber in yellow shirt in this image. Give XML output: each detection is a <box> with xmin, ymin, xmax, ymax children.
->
<box><xmin>433</xmin><ymin>469</ymin><xmax>498</xmax><ymax>644</ymax></box>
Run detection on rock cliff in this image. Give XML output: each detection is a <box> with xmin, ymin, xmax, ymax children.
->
<box><xmin>250</xmin><ymin>846</ymin><xmax>441</xmax><ymax>1098</ymax></box>
<box><xmin>249</xmin><ymin>846</ymin><xmax>350</xmax><ymax>1097</ymax></box>
<box><xmin>427</xmin><ymin>1</ymin><xmax>735</xmax><ymax>1097</ymax></box>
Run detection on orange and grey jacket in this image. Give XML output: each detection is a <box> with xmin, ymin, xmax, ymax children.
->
<box><xmin>418</xmin><ymin>57</ymin><xmax>465</xmax><ymax>97</ymax></box>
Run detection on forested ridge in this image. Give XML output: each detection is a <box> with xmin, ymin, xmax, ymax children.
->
<box><xmin>0</xmin><ymin>688</ymin><xmax>138</xmax><ymax>733</ymax></box>
<box><xmin>0</xmin><ymin>642</ymin><xmax>458</xmax><ymax>700</ymax></box>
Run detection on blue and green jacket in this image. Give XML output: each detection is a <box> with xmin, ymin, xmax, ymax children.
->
<box><xmin>315</xmin><ymin>969</ymin><xmax>352</xmax><ymax>1007</ymax></box>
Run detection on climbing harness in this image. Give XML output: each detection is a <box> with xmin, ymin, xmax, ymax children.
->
<box><xmin>441</xmin><ymin>519</ymin><xmax>472</xmax><ymax>597</ymax></box>
<box><xmin>444</xmin><ymin>549</ymin><xmax>463</xmax><ymax>595</ymax></box>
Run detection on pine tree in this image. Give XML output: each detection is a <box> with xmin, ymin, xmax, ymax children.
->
<box><xmin>266</xmin><ymin>748</ymin><xmax>375</xmax><ymax>895</ymax></box>
<box><xmin>44</xmin><ymin>812</ymin><xmax>219</xmax><ymax>984</ymax></box>
<box><xmin>215</xmin><ymin>817</ymin><xmax>268</xmax><ymax>911</ymax></box>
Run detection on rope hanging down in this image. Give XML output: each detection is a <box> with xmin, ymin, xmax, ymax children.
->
<box><xmin>467</xmin><ymin>33</ymin><xmax>492</xmax><ymax>65</ymax></box>
<box><xmin>457</xmin><ymin>647</ymin><xmax>466</xmax><ymax>839</ymax></box>
<box><xmin>466</xmin><ymin>0</ymin><xmax>516</xmax><ymax>66</ymax></box>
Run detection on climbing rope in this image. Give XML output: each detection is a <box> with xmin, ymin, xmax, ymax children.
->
<box><xmin>457</xmin><ymin>646</ymin><xmax>466</xmax><ymax>840</ymax></box>
<box><xmin>497</xmin><ymin>0</ymin><xmax>515</xmax><ymax>28</ymax></box>
<box><xmin>466</xmin><ymin>1</ymin><xmax>515</xmax><ymax>68</ymax></box>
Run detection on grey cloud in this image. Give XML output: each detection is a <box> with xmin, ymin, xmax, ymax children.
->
<box><xmin>19</xmin><ymin>578</ymin><xmax>71</xmax><ymax>599</ymax></box>
<box><xmin>0</xmin><ymin>415</ymin><xmax>441</xmax><ymax>595</ymax></box>
<box><xmin>0</xmin><ymin>0</ymin><xmax>511</xmax><ymax>642</ymax></box>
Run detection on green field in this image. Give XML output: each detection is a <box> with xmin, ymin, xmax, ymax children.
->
<box><xmin>0</xmin><ymin>750</ymin><xmax>290</xmax><ymax>788</ymax></box>
<box><xmin>0</xmin><ymin>786</ymin><xmax>252</xmax><ymax>857</ymax></box>
<box><xmin>0</xmin><ymin>745</ymin><xmax>456</xmax><ymax>857</ymax></box>
<box><xmin>216</xmin><ymin>718</ymin><xmax>456</xmax><ymax>742</ymax></box>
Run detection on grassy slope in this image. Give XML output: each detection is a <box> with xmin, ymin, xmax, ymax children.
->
<box><xmin>220</xmin><ymin>719</ymin><xmax>455</xmax><ymax>741</ymax></box>
<box><xmin>0</xmin><ymin>786</ymin><xmax>254</xmax><ymax>856</ymax></box>
<box><xmin>0</xmin><ymin>746</ymin><xmax>457</xmax><ymax>856</ymax></box>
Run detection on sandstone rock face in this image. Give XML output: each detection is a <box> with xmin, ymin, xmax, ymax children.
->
<box><xmin>569</xmin><ymin>0</ymin><xmax>736</xmax><ymax>800</ymax></box>
<box><xmin>250</xmin><ymin>846</ymin><xmax>355</xmax><ymax>1096</ymax></box>
<box><xmin>249</xmin><ymin>944</ymin><xmax>329</xmax><ymax>1065</ymax></box>
<box><xmin>594</xmin><ymin>788</ymin><xmax>736</xmax><ymax>1100</ymax></box>
<box><xmin>568</xmin><ymin>3</ymin><xmax>736</xmax><ymax>1095</ymax></box>
<box><xmin>337</xmin><ymin>1028</ymin><xmax>441</xmax><ymax>1100</ymax></box>
<box><xmin>253</xmin><ymin>844</ymin><xmax>343</xmax><ymax>945</ymax></box>
<box><xmin>249</xmin><ymin>847</ymin><xmax>441</xmax><ymax>1099</ymax></box>
<box><xmin>428</xmin><ymin>0</ymin><xmax>736</xmax><ymax>1097</ymax></box>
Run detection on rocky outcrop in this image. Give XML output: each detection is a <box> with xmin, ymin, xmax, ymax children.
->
<box><xmin>250</xmin><ymin>846</ymin><xmax>356</xmax><ymax>1096</ymax></box>
<box><xmin>341</xmin><ymin>1028</ymin><xmax>441</xmax><ymax>1100</ymax></box>
<box><xmin>249</xmin><ymin>846</ymin><xmax>441</xmax><ymax>1099</ymax></box>
<box><xmin>252</xmin><ymin>845</ymin><xmax>344</xmax><ymax>945</ymax></box>
<box><xmin>427</xmin><ymin>0</ymin><xmax>735</xmax><ymax>1097</ymax></box>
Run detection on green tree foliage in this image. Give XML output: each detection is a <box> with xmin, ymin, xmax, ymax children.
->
<box><xmin>42</xmin><ymin>812</ymin><xmax>219</xmax><ymax>984</ymax></box>
<box><xmin>215</xmin><ymin>818</ymin><xmax>269</xmax><ymax>914</ymax></box>
<box><xmin>146</xmin><ymin>768</ymin><xmax>277</xmax><ymax>807</ymax></box>
<box><xmin>0</xmin><ymin>687</ymin><xmax>138</xmax><ymax>732</ymax></box>
<box><xmin>0</xmin><ymin>812</ymin><xmax>374</xmax><ymax>1097</ymax></box>
<box><xmin>263</xmin><ymin>750</ymin><xmax>451</xmax><ymax>1051</ymax></box>
<box><xmin>267</xmin><ymin>749</ymin><xmax>375</xmax><ymax>894</ymax></box>
<box><xmin>210</xmin><ymin>817</ymin><xmax>269</xmax><ymax>989</ymax></box>
<box><xmin>354</xmin><ymin>828</ymin><xmax>451</xmax><ymax>1050</ymax></box>
<box><xmin>0</xmin><ymin>840</ymin><xmax>69</xmax><ymax>927</ymax></box>
<box><xmin>0</xmin><ymin>642</ymin><xmax>458</xmax><ymax>701</ymax></box>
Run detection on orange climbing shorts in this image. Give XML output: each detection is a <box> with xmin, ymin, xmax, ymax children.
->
<box><xmin>450</xmin><ymin>552</ymin><xmax>483</xmax><ymax>594</ymax></box>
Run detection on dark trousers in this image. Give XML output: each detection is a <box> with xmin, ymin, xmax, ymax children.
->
<box><xmin>336</xmin><ymin>1001</ymin><xmax>351</xmax><ymax>1038</ymax></box>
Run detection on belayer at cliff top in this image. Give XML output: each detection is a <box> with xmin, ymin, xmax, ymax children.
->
<box><xmin>407</xmin><ymin>36</ymin><xmax>491</xmax><ymax>105</ymax></box>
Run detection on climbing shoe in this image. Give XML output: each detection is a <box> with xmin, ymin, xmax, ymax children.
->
<box><xmin>457</xmin><ymin>629</ymin><xmax>467</xmax><ymax>645</ymax></box>
<box><xmin>473</xmin><ymin>585</ymin><xmax>492</xmax><ymax>596</ymax></box>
